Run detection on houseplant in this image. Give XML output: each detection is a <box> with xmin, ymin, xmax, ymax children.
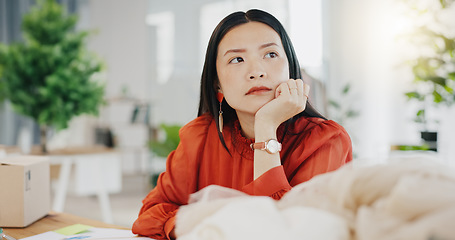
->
<box><xmin>0</xmin><ymin>0</ymin><xmax>105</xmax><ymax>153</ymax></box>
<box><xmin>403</xmin><ymin>0</ymin><xmax>455</xmax><ymax>150</ymax></box>
<box><xmin>149</xmin><ymin>123</ymin><xmax>181</xmax><ymax>158</ymax></box>
<box><xmin>148</xmin><ymin>123</ymin><xmax>181</xmax><ymax>185</ymax></box>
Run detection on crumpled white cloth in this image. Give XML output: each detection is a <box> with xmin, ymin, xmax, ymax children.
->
<box><xmin>175</xmin><ymin>158</ymin><xmax>455</xmax><ymax>240</ymax></box>
<box><xmin>176</xmin><ymin>186</ymin><xmax>349</xmax><ymax>240</ymax></box>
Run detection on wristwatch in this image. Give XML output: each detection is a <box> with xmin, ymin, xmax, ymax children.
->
<box><xmin>250</xmin><ymin>139</ymin><xmax>282</xmax><ymax>154</ymax></box>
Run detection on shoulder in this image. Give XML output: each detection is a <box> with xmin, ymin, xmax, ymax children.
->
<box><xmin>179</xmin><ymin>113</ymin><xmax>214</xmax><ymax>142</ymax></box>
<box><xmin>291</xmin><ymin>117</ymin><xmax>351</xmax><ymax>142</ymax></box>
<box><xmin>284</xmin><ymin>117</ymin><xmax>352</xmax><ymax>162</ymax></box>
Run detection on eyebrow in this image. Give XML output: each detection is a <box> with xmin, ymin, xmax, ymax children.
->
<box><xmin>223</xmin><ymin>42</ymin><xmax>279</xmax><ymax>56</ymax></box>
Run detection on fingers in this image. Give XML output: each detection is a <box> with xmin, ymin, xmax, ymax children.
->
<box><xmin>276</xmin><ymin>79</ymin><xmax>310</xmax><ymax>102</ymax></box>
<box><xmin>299</xmin><ymin>80</ymin><xmax>310</xmax><ymax>99</ymax></box>
<box><xmin>286</xmin><ymin>79</ymin><xmax>308</xmax><ymax>97</ymax></box>
<box><xmin>294</xmin><ymin>79</ymin><xmax>303</xmax><ymax>96</ymax></box>
<box><xmin>304</xmin><ymin>82</ymin><xmax>310</xmax><ymax>98</ymax></box>
<box><xmin>276</xmin><ymin>79</ymin><xmax>297</xmax><ymax>97</ymax></box>
<box><xmin>294</xmin><ymin>79</ymin><xmax>310</xmax><ymax>100</ymax></box>
<box><xmin>288</xmin><ymin>79</ymin><xmax>298</xmax><ymax>94</ymax></box>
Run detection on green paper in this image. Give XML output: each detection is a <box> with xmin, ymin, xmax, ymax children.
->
<box><xmin>54</xmin><ymin>224</ymin><xmax>94</xmax><ymax>236</ymax></box>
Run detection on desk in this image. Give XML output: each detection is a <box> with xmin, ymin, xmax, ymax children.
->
<box><xmin>2</xmin><ymin>211</ymin><xmax>128</xmax><ymax>239</ymax></box>
<box><xmin>36</xmin><ymin>147</ymin><xmax>120</xmax><ymax>224</ymax></box>
<box><xmin>46</xmin><ymin>147</ymin><xmax>121</xmax><ymax>224</ymax></box>
<box><xmin>1</xmin><ymin>145</ymin><xmax>121</xmax><ymax>224</ymax></box>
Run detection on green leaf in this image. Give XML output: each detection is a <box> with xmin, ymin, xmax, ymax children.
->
<box><xmin>448</xmin><ymin>72</ymin><xmax>455</xmax><ymax>80</ymax></box>
<box><xmin>433</xmin><ymin>90</ymin><xmax>443</xmax><ymax>103</ymax></box>
<box><xmin>405</xmin><ymin>91</ymin><xmax>424</xmax><ymax>101</ymax></box>
<box><xmin>427</xmin><ymin>76</ymin><xmax>446</xmax><ymax>86</ymax></box>
<box><xmin>346</xmin><ymin>110</ymin><xmax>359</xmax><ymax>118</ymax></box>
<box><xmin>444</xmin><ymin>85</ymin><xmax>454</xmax><ymax>94</ymax></box>
<box><xmin>342</xmin><ymin>83</ymin><xmax>350</xmax><ymax>94</ymax></box>
<box><xmin>416</xmin><ymin>109</ymin><xmax>425</xmax><ymax>117</ymax></box>
<box><xmin>440</xmin><ymin>0</ymin><xmax>446</xmax><ymax>8</ymax></box>
<box><xmin>328</xmin><ymin>100</ymin><xmax>341</xmax><ymax>109</ymax></box>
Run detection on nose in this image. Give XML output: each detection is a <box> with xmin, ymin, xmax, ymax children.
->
<box><xmin>249</xmin><ymin>72</ymin><xmax>265</xmax><ymax>80</ymax></box>
<box><xmin>248</xmin><ymin>62</ymin><xmax>266</xmax><ymax>80</ymax></box>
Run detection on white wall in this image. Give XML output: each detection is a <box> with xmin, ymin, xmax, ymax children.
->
<box><xmin>146</xmin><ymin>0</ymin><xmax>204</xmax><ymax>125</ymax></box>
<box><xmin>83</xmin><ymin>0</ymin><xmax>149</xmax><ymax>101</ymax></box>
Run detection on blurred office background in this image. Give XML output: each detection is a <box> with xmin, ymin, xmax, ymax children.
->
<box><xmin>1</xmin><ymin>0</ymin><xmax>454</xmax><ymax>227</ymax></box>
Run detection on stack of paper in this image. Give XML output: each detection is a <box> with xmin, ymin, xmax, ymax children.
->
<box><xmin>21</xmin><ymin>224</ymin><xmax>153</xmax><ymax>240</ymax></box>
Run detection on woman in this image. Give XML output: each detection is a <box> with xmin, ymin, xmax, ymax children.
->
<box><xmin>133</xmin><ymin>9</ymin><xmax>352</xmax><ymax>240</ymax></box>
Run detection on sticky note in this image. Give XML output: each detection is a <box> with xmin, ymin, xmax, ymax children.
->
<box><xmin>54</xmin><ymin>224</ymin><xmax>94</xmax><ymax>236</ymax></box>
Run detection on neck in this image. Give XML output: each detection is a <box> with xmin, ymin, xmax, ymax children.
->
<box><xmin>236</xmin><ymin>111</ymin><xmax>256</xmax><ymax>139</ymax></box>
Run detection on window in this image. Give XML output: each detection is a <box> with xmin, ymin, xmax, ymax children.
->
<box><xmin>289</xmin><ymin>0</ymin><xmax>323</xmax><ymax>79</ymax></box>
<box><xmin>146</xmin><ymin>11</ymin><xmax>175</xmax><ymax>84</ymax></box>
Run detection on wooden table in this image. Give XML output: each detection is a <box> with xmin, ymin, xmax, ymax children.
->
<box><xmin>2</xmin><ymin>211</ymin><xmax>128</xmax><ymax>239</ymax></box>
<box><xmin>44</xmin><ymin>147</ymin><xmax>120</xmax><ymax>224</ymax></box>
<box><xmin>1</xmin><ymin>145</ymin><xmax>121</xmax><ymax>224</ymax></box>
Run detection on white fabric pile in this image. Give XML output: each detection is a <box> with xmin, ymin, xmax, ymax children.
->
<box><xmin>175</xmin><ymin>158</ymin><xmax>455</xmax><ymax>240</ymax></box>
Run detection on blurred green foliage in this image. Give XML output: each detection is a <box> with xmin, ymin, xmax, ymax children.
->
<box><xmin>403</xmin><ymin>0</ymin><xmax>455</xmax><ymax>126</ymax></box>
<box><xmin>0</xmin><ymin>0</ymin><xmax>105</xmax><ymax>130</ymax></box>
<box><xmin>149</xmin><ymin>124</ymin><xmax>181</xmax><ymax>158</ymax></box>
<box><xmin>328</xmin><ymin>82</ymin><xmax>360</xmax><ymax>125</ymax></box>
<box><xmin>0</xmin><ymin>64</ymin><xmax>5</xmax><ymax>103</ymax></box>
<box><xmin>395</xmin><ymin>144</ymin><xmax>430</xmax><ymax>151</ymax></box>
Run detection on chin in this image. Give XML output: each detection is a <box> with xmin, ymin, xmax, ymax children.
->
<box><xmin>250</xmin><ymin>103</ymin><xmax>269</xmax><ymax>115</ymax></box>
<box><xmin>233</xmin><ymin>98</ymin><xmax>273</xmax><ymax>115</ymax></box>
<box><xmin>234</xmin><ymin>105</ymin><xmax>262</xmax><ymax>117</ymax></box>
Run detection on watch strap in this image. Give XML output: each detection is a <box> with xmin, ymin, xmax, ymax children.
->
<box><xmin>250</xmin><ymin>142</ymin><xmax>266</xmax><ymax>150</ymax></box>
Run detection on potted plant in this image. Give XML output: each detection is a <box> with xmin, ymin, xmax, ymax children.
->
<box><xmin>0</xmin><ymin>0</ymin><xmax>105</xmax><ymax>153</ymax></box>
<box><xmin>148</xmin><ymin>123</ymin><xmax>181</xmax><ymax>158</ymax></box>
<box><xmin>148</xmin><ymin>123</ymin><xmax>181</xmax><ymax>185</ymax></box>
<box><xmin>403</xmin><ymin>0</ymin><xmax>455</xmax><ymax>151</ymax></box>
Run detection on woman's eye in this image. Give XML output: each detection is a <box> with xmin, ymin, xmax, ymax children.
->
<box><xmin>265</xmin><ymin>52</ymin><xmax>278</xmax><ymax>58</ymax></box>
<box><xmin>229</xmin><ymin>57</ymin><xmax>244</xmax><ymax>64</ymax></box>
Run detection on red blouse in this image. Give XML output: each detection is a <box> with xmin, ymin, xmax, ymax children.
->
<box><xmin>132</xmin><ymin>114</ymin><xmax>352</xmax><ymax>239</ymax></box>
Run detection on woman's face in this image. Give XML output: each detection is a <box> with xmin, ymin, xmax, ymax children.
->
<box><xmin>216</xmin><ymin>21</ymin><xmax>289</xmax><ymax>117</ymax></box>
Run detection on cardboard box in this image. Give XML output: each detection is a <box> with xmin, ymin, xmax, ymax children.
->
<box><xmin>0</xmin><ymin>156</ymin><xmax>50</xmax><ymax>227</ymax></box>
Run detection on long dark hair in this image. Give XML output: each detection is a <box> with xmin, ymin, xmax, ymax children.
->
<box><xmin>197</xmin><ymin>9</ymin><xmax>325</xmax><ymax>151</ymax></box>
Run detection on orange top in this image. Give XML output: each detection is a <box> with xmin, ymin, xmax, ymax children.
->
<box><xmin>132</xmin><ymin>114</ymin><xmax>352</xmax><ymax>239</ymax></box>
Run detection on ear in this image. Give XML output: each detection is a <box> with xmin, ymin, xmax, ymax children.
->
<box><xmin>216</xmin><ymin>84</ymin><xmax>223</xmax><ymax>93</ymax></box>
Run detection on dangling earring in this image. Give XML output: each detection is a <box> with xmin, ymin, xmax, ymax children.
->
<box><xmin>217</xmin><ymin>92</ymin><xmax>224</xmax><ymax>133</ymax></box>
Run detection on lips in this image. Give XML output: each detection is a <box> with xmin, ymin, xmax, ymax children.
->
<box><xmin>246</xmin><ymin>86</ymin><xmax>272</xmax><ymax>95</ymax></box>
